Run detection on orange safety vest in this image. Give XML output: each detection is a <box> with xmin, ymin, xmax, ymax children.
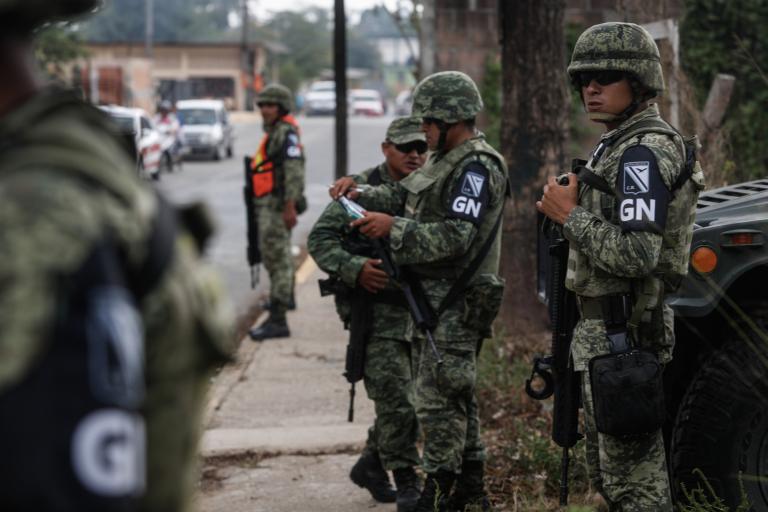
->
<box><xmin>250</xmin><ymin>115</ymin><xmax>301</xmax><ymax>197</ymax></box>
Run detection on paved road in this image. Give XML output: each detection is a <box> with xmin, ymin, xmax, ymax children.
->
<box><xmin>158</xmin><ymin>113</ymin><xmax>394</xmax><ymax>323</ymax></box>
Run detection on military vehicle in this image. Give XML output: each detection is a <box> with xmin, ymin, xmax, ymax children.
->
<box><xmin>665</xmin><ymin>178</ymin><xmax>768</xmax><ymax>509</ymax></box>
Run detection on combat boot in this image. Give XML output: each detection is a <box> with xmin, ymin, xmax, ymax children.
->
<box><xmin>414</xmin><ymin>470</ymin><xmax>456</xmax><ymax>512</ymax></box>
<box><xmin>248</xmin><ymin>314</ymin><xmax>290</xmax><ymax>341</ymax></box>
<box><xmin>393</xmin><ymin>466</ymin><xmax>421</xmax><ymax>512</ymax></box>
<box><xmin>447</xmin><ymin>460</ymin><xmax>492</xmax><ymax>511</ymax></box>
<box><xmin>349</xmin><ymin>450</ymin><xmax>396</xmax><ymax>503</ymax></box>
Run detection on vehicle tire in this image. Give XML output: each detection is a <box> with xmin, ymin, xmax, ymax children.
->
<box><xmin>226</xmin><ymin>144</ymin><xmax>233</xmax><ymax>158</ymax></box>
<box><xmin>212</xmin><ymin>144</ymin><xmax>222</xmax><ymax>161</ymax></box>
<box><xmin>670</xmin><ymin>300</ymin><xmax>768</xmax><ymax>509</ymax></box>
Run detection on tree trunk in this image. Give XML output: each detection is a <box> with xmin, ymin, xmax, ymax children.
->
<box><xmin>498</xmin><ymin>0</ymin><xmax>569</xmax><ymax>339</ymax></box>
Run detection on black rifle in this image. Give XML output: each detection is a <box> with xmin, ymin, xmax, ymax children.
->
<box><xmin>243</xmin><ymin>157</ymin><xmax>261</xmax><ymax>288</ymax></box>
<box><xmin>338</xmin><ymin>196</ymin><xmax>443</xmax><ymax>365</ymax></box>
<box><xmin>525</xmin><ymin>213</ymin><xmax>582</xmax><ymax>506</ymax></box>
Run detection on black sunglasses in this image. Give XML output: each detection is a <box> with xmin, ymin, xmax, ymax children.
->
<box><xmin>576</xmin><ymin>70</ymin><xmax>625</xmax><ymax>88</ymax></box>
<box><xmin>393</xmin><ymin>141</ymin><xmax>428</xmax><ymax>155</ymax></box>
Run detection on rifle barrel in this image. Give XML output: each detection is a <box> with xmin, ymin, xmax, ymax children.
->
<box><xmin>559</xmin><ymin>446</ymin><xmax>570</xmax><ymax>506</ymax></box>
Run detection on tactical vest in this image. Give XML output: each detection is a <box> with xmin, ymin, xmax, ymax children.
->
<box><xmin>399</xmin><ymin>136</ymin><xmax>509</xmax><ymax>279</ymax></box>
<box><xmin>567</xmin><ymin>111</ymin><xmax>705</xmax><ymax>317</ymax></box>
<box><xmin>0</xmin><ymin>94</ymin><xmax>215</xmax><ymax>510</ymax></box>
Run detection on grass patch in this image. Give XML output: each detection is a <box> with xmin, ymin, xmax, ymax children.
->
<box><xmin>477</xmin><ymin>330</ymin><xmax>603</xmax><ymax>511</ymax></box>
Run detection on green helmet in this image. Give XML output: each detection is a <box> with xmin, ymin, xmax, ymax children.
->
<box><xmin>257</xmin><ymin>84</ymin><xmax>293</xmax><ymax>113</ymax></box>
<box><xmin>567</xmin><ymin>22</ymin><xmax>664</xmax><ymax>96</ymax></box>
<box><xmin>0</xmin><ymin>0</ymin><xmax>100</xmax><ymax>33</ymax></box>
<box><xmin>411</xmin><ymin>71</ymin><xmax>483</xmax><ymax>124</ymax></box>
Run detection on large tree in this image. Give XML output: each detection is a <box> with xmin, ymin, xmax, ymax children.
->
<box><xmin>498</xmin><ymin>1</ymin><xmax>569</xmax><ymax>335</ymax></box>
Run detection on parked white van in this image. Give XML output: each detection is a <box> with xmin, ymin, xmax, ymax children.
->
<box><xmin>176</xmin><ymin>99</ymin><xmax>234</xmax><ymax>160</ymax></box>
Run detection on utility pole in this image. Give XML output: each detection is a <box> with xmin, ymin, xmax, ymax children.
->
<box><xmin>334</xmin><ymin>0</ymin><xmax>348</xmax><ymax>179</ymax></box>
<box><xmin>144</xmin><ymin>0</ymin><xmax>154</xmax><ymax>59</ymax></box>
<box><xmin>419</xmin><ymin>0</ymin><xmax>435</xmax><ymax>78</ymax></box>
<box><xmin>241</xmin><ymin>0</ymin><xmax>254</xmax><ymax>111</ymax></box>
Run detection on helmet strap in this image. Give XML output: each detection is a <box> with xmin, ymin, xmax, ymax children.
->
<box><xmin>435</xmin><ymin>120</ymin><xmax>450</xmax><ymax>151</ymax></box>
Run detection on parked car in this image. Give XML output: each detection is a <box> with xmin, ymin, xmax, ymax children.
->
<box><xmin>304</xmin><ymin>81</ymin><xmax>336</xmax><ymax>116</ymax></box>
<box><xmin>176</xmin><ymin>99</ymin><xmax>234</xmax><ymax>160</ymax></box>
<box><xmin>394</xmin><ymin>90</ymin><xmax>413</xmax><ymax>116</ymax></box>
<box><xmin>100</xmin><ymin>105</ymin><xmax>162</xmax><ymax>180</ymax></box>
<box><xmin>350</xmin><ymin>89</ymin><xmax>385</xmax><ymax>116</ymax></box>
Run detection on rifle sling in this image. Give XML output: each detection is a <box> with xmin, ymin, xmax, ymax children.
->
<box><xmin>435</xmin><ymin>207</ymin><xmax>504</xmax><ymax>318</ymax></box>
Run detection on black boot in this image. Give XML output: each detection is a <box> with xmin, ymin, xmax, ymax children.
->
<box><xmin>350</xmin><ymin>450</ymin><xmax>396</xmax><ymax>503</ymax></box>
<box><xmin>248</xmin><ymin>315</ymin><xmax>290</xmax><ymax>341</ymax></box>
<box><xmin>393</xmin><ymin>467</ymin><xmax>421</xmax><ymax>512</ymax></box>
<box><xmin>447</xmin><ymin>461</ymin><xmax>492</xmax><ymax>511</ymax></box>
<box><xmin>414</xmin><ymin>470</ymin><xmax>456</xmax><ymax>512</ymax></box>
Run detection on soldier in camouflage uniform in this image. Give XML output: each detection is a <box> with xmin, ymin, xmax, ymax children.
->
<box><xmin>0</xmin><ymin>1</ymin><xmax>234</xmax><ymax>511</ymax></box>
<box><xmin>331</xmin><ymin>71</ymin><xmax>509</xmax><ymax>512</ymax></box>
<box><xmin>308</xmin><ymin>117</ymin><xmax>427</xmax><ymax>512</ymax></box>
<box><xmin>537</xmin><ymin>22</ymin><xmax>705</xmax><ymax>511</ymax></box>
<box><xmin>248</xmin><ymin>84</ymin><xmax>306</xmax><ymax>340</ymax></box>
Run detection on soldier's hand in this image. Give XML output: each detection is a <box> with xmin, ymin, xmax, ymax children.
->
<box><xmin>350</xmin><ymin>212</ymin><xmax>394</xmax><ymax>239</ymax></box>
<box><xmin>536</xmin><ymin>173</ymin><xmax>578</xmax><ymax>224</ymax></box>
<box><xmin>283</xmin><ymin>200</ymin><xmax>298</xmax><ymax>229</ymax></box>
<box><xmin>358</xmin><ymin>259</ymin><xmax>389</xmax><ymax>293</ymax></box>
<box><xmin>329</xmin><ymin>177</ymin><xmax>359</xmax><ymax>200</ymax></box>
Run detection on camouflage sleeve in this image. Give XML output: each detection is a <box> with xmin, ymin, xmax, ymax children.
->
<box><xmin>281</xmin><ymin>127</ymin><xmax>305</xmax><ymax>203</ymax></box>
<box><xmin>563</xmin><ymin>205</ymin><xmax>663</xmax><ymax>277</ymax></box>
<box><xmin>307</xmin><ymin>201</ymin><xmax>367</xmax><ymax>287</ymax></box>
<box><xmin>356</xmin><ymin>181</ymin><xmax>407</xmax><ymax>215</ymax></box>
<box><xmin>0</xmin><ymin>174</ymin><xmax>101</xmax><ymax>392</ymax></box>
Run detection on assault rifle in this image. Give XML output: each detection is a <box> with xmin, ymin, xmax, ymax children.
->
<box><xmin>243</xmin><ymin>157</ymin><xmax>261</xmax><ymax>288</ymax></box>
<box><xmin>525</xmin><ymin>212</ymin><xmax>582</xmax><ymax>506</ymax></box>
<box><xmin>336</xmin><ymin>196</ymin><xmax>443</xmax><ymax>421</ymax></box>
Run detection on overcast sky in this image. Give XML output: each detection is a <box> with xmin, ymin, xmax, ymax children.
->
<box><xmin>249</xmin><ymin>0</ymin><xmax>404</xmax><ymax>20</ymax></box>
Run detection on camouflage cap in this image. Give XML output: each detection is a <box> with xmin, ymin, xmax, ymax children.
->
<box><xmin>411</xmin><ymin>71</ymin><xmax>483</xmax><ymax>123</ymax></box>
<box><xmin>385</xmin><ymin>116</ymin><xmax>426</xmax><ymax>144</ymax></box>
<box><xmin>0</xmin><ymin>0</ymin><xmax>100</xmax><ymax>33</ymax></box>
<box><xmin>257</xmin><ymin>84</ymin><xmax>293</xmax><ymax>112</ymax></box>
<box><xmin>568</xmin><ymin>22</ymin><xmax>664</xmax><ymax>95</ymax></box>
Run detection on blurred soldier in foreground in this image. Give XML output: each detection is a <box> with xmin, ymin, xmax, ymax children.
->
<box><xmin>331</xmin><ymin>71</ymin><xmax>509</xmax><ymax>512</ymax></box>
<box><xmin>0</xmin><ymin>1</ymin><xmax>234</xmax><ymax>510</ymax></box>
<box><xmin>308</xmin><ymin>117</ymin><xmax>427</xmax><ymax>512</ymax></box>
<box><xmin>248</xmin><ymin>84</ymin><xmax>306</xmax><ymax>341</ymax></box>
<box><xmin>537</xmin><ymin>22</ymin><xmax>704</xmax><ymax>511</ymax></box>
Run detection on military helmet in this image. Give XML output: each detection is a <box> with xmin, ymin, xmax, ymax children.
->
<box><xmin>0</xmin><ymin>0</ymin><xmax>100</xmax><ymax>33</ymax></box>
<box><xmin>385</xmin><ymin>116</ymin><xmax>426</xmax><ymax>145</ymax></box>
<box><xmin>567</xmin><ymin>22</ymin><xmax>664</xmax><ymax>96</ymax></box>
<box><xmin>411</xmin><ymin>71</ymin><xmax>483</xmax><ymax>124</ymax></box>
<box><xmin>257</xmin><ymin>84</ymin><xmax>293</xmax><ymax>113</ymax></box>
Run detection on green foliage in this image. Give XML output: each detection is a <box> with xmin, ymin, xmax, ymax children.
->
<box><xmin>80</xmin><ymin>0</ymin><xmax>240</xmax><ymax>42</ymax></box>
<box><xmin>479</xmin><ymin>54</ymin><xmax>501</xmax><ymax>149</ymax></box>
<box><xmin>680</xmin><ymin>0</ymin><xmax>768</xmax><ymax>181</ymax></box>
<box><xmin>34</xmin><ymin>24</ymin><xmax>87</xmax><ymax>78</ymax></box>
<box><xmin>677</xmin><ymin>469</ymin><xmax>751</xmax><ymax>512</ymax></box>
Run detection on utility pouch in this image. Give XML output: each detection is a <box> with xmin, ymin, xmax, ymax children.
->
<box><xmin>252</xmin><ymin>168</ymin><xmax>275</xmax><ymax>197</ymax></box>
<box><xmin>589</xmin><ymin>348</ymin><xmax>665</xmax><ymax>438</ymax></box>
<box><xmin>462</xmin><ymin>273</ymin><xmax>505</xmax><ymax>337</ymax></box>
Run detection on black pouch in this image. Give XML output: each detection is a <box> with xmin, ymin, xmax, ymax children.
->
<box><xmin>588</xmin><ymin>348</ymin><xmax>665</xmax><ymax>438</ymax></box>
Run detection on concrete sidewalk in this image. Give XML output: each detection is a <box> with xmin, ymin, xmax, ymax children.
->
<box><xmin>196</xmin><ymin>258</ymin><xmax>396</xmax><ymax>512</ymax></box>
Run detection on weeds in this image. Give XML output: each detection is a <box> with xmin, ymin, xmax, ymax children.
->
<box><xmin>678</xmin><ymin>469</ymin><xmax>751</xmax><ymax>512</ymax></box>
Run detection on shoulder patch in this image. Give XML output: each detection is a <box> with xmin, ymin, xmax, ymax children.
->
<box><xmin>284</xmin><ymin>131</ymin><xmax>303</xmax><ymax>160</ymax></box>
<box><xmin>617</xmin><ymin>145</ymin><xmax>671</xmax><ymax>234</ymax></box>
<box><xmin>448</xmin><ymin>161</ymin><xmax>490</xmax><ymax>225</ymax></box>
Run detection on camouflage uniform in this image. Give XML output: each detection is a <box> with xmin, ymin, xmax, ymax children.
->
<box><xmin>358</xmin><ymin>73</ymin><xmax>508</xmax><ymax>509</ymax></box>
<box><xmin>252</xmin><ymin>84</ymin><xmax>305</xmax><ymax>329</ymax></box>
<box><xmin>0</xmin><ymin>87</ymin><xmax>233</xmax><ymax>512</ymax></box>
<box><xmin>564</xmin><ymin>23</ymin><xmax>705</xmax><ymax>511</ymax></box>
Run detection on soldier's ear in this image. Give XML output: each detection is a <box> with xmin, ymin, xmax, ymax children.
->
<box><xmin>381</xmin><ymin>142</ymin><xmax>389</xmax><ymax>155</ymax></box>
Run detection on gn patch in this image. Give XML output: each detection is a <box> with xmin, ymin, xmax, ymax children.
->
<box><xmin>448</xmin><ymin>161</ymin><xmax>490</xmax><ymax>225</ymax></box>
<box><xmin>617</xmin><ymin>145</ymin><xmax>670</xmax><ymax>233</ymax></box>
<box><xmin>285</xmin><ymin>132</ymin><xmax>303</xmax><ymax>159</ymax></box>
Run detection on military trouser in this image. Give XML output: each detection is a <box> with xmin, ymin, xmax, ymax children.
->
<box><xmin>363</xmin><ymin>335</ymin><xmax>420</xmax><ymax>470</ymax></box>
<box><xmin>255</xmin><ymin>205</ymin><xmax>293</xmax><ymax>319</ymax></box>
<box><xmin>412</xmin><ymin>337</ymin><xmax>485</xmax><ymax>474</ymax></box>
<box><xmin>581</xmin><ymin>371</ymin><xmax>673</xmax><ymax>511</ymax></box>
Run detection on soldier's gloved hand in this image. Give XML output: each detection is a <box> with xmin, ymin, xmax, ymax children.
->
<box><xmin>351</xmin><ymin>212</ymin><xmax>394</xmax><ymax>239</ymax></box>
<box><xmin>536</xmin><ymin>173</ymin><xmax>578</xmax><ymax>225</ymax></box>
<box><xmin>283</xmin><ymin>200</ymin><xmax>298</xmax><ymax>229</ymax></box>
<box><xmin>329</xmin><ymin>176</ymin><xmax>359</xmax><ymax>200</ymax></box>
<box><xmin>358</xmin><ymin>259</ymin><xmax>389</xmax><ymax>293</ymax></box>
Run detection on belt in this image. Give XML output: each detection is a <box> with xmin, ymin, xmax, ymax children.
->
<box><xmin>577</xmin><ymin>295</ymin><xmax>631</xmax><ymax>325</ymax></box>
